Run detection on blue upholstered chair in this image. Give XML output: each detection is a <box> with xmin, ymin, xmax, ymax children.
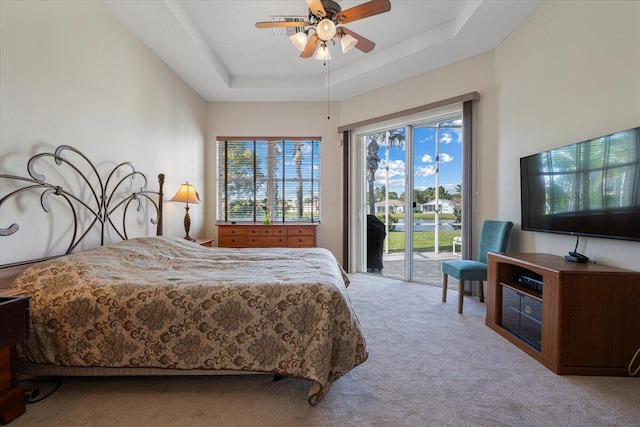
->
<box><xmin>441</xmin><ymin>220</ymin><xmax>513</xmax><ymax>313</ymax></box>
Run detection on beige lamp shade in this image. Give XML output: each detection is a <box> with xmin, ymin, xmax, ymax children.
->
<box><xmin>341</xmin><ymin>34</ymin><xmax>358</xmax><ymax>53</ymax></box>
<box><xmin>170</xmin><ymin>182</ymin><xmax>200</xmax><ymax>205</ymax></box>
<box><xmin>316</xmin><ymin>19</ymin><xmax>336</xmax><ymax>41</ymax></box>
<box><xmin>290</xmin><ymin>32</ymin><xmax>308</xmax><ymax>51</ymax></box>
<box><xmin>170</xmin><ymin>182</ymin><xmax>200</xmax><ymax>242</ymax></box>
<box><xmin>315</xmin><ymin>43</ymin><xmax>331</xmax><ymax>61</ymax></box>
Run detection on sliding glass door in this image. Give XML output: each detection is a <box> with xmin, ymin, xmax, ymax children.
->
<box><xmin>361</xmin><ymin>113</ymin><xmax>463</xmax><ymax>284</ymax></box>
<box><xmin>363</xmin><ymin>127</ymin><xmax>406</xmax><ymax>279</ymax></box>
<box><xmin>410</xmin><ymin>118</ymin><xmax>462</xmax><ymax>283</ymax></box>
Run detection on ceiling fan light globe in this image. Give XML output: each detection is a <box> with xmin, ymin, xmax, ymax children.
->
<box><xmin>316</xmin><ymin>19</ymin><xmax>336</xmax><ymax>41</ymax></box>
<box><xmin>290</xmin><ymin>32</ymin><xmax>308</xmax><ymax>51</ymax></box>
<box><xmin>341</xmin><ymin>34</ymin><xmax>358</xmax><ymax>53</ymax></box>
<box><xmin>315</xmin><ymin>44</ymin><xmax>331</xmax><ymax>61</ymax></box>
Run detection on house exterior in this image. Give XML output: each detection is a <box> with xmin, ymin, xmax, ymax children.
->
<box><xmin>1</xmin><ymin>0</ymin><xmax>638</xmax><ymax>274</ymax></box>
<box><xmin>374</xmin><ymin>199</ymin><xmax>404</xmax><ymax>214</ymax></box>
<box><xmin>421</xmin><ymin>199</ymin><xmax>455</xmax><ymax>214</ymax></box>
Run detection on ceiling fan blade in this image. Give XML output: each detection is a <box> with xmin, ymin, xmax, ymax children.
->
<box><xmin>339</xmin><ymin>27</ymin><xmax>375</xmax><ymax>53</ymax></box>
<box><xmin>306</xmin><ymin>0</ymin><xmax>326</xmax><ymax>18</ymax></box>
<box><xmin>255</xmin><ymin>21</ymin><xmax>309</xmax><ymax>29</ymax></box>
<box><xmin>300</xmin><ymin>33</ymin><xmax>319</xmax><ymax>58</ymax></box>
<box><xmin>336</xmin><ymin>0</ymin><xmax>391</xmax><ymax>24</ymax></box>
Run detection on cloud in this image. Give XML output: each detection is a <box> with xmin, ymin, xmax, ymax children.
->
<box><xmin>442</xmin><ymin>183</ymin><xmax>460</xmax><ymax>193</ymax></box>
<box><xmin>382</xmin><ymin>159</ymin><xmax>405</xmax><ymax>176</ymax></box>
<box><xmin>439</xmin><ymin>129</ymin><xmax>463</xmax><ymax>144</ymax></box>
<box><xmin>440</xmin><ymin>153</ymin><xmax>454</xmax><ymax>163</ymax></box>
<box><xmin>418</xmin><ymin>134</ymin><xmax>434</xmax><ymax>144</ymax></box>
<box><xmin>421</xmin><ymin>154</ymin><xmax>433</xmax><ymax>163</ymax></box>
<box><xmin>415</xmin><ymin>165</ymin><xmax>436</xmax><ymax>177</ymax></box>
<box><xmin>374</xmin><ymin>159</ymin><xmax>405</xmax><ymax>184</ymax></box>
<box><xmin>300</xmin><ymin>143</ymin><xmax>312</xmax><ymax>154</ymax></box>
<box><xmin>386</xmin><ymin>178</ymin><xmax>406</xmax><ymax>188</ymax></box>
<box><xmin>440</xmin><ymin>132</ymin><xmax>453</xmax><ymax>144</ymax></box>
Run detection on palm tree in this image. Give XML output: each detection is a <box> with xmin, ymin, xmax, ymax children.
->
<box><xmin>366</xmin><ymin>137</ymin><xmax>380</xmax><ymax>214</ymax></box>
<box><xmin>366</xmin><ymin>129</ymin><xmax>404</xmax><ymax>213</ymax></box>
<box><xmin>293</xmin><ymin>142</ymin><xmax>304</xmax><ymax>218</ymax></box>
<box><xmin>438</xmin><ymin>186</ymin><xmax>450</xmax><ymax>200</ymax></box>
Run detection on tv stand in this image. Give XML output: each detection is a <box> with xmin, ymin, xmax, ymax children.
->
<box><xmin>486</xmin><ymin>253</ymin><xmax>640</xmax><ymax>376</ymax></box>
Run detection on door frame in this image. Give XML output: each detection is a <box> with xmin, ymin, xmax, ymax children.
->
<box><xmin>343</xmin><ymin>96</ymin><xmax>478</xmax><ymax>275</ymax></box>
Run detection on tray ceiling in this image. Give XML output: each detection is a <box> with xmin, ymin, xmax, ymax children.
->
<box><xmin>101</xmin><ymin>0</ymin><xmax>542</xmax><ymax>102</ymax></box>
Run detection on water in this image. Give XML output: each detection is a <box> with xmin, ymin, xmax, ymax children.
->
<box><xmin>392</xmin><ymin>220</ymin><xmax>457</xmax><ymax>232</ymax></box>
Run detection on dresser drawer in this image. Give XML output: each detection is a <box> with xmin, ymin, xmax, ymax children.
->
<box><xmin>0</xmin><ymin>296</ymin><xmax>29</xmax><ymax>424</ymax></box>
<box><xmin>245</xmin><ymin>227</ymin><xmax>262</xmax><ymax>237</ymax></box>
<box><xmin>218</xmin><ymin>227</ymin><xmax>246</xmax><ymax>238</ymax></box>
<box><xmin>0</xmin><ymin>296</ymin><xmax>29</xmax><ymax>349</ymax></box>
<box><xmin>287</xmin><ymin>235</ymin><xmax>315</xmax><ymax>247</ymax></box>
<box><xmin>0</xmin><ymin>347</ymin><xmax>10</xmax><ymax>392</ymax></box>
<box><xmin>287</xmin><ymin>226</ymin><xmax>315</xmax><ymax>236</ymax></box>
<box><xmin>246</xmin><ymin>236</ymin><xmax>287</xmax><ymax>247</ymax></box>
<box><xmin>218</xmin><ymin>236</ymin><xmax>248</xmax><ymax>247</ymax></box>
<box><xmin>261</xmin><ymin>226</ymin><xmax>286</xmax><ymax>237</ymax></box>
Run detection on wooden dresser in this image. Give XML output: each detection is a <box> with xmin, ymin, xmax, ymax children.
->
<box><xmin>0</xmin><ymin>292</ymin><xmax>30</xmax><ymax>424</ymax></box>
<box><xmin>217</xmin><ymin>223</ymin><xmax>317</xmax><ymax>248</ymax></box>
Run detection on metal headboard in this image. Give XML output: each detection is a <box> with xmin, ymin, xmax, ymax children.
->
<box><xmin>0</xmin><ymin>145</ymin><xmax>164</xmax><ymax>267</ymax></box>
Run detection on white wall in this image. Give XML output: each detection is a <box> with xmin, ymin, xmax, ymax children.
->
<box><xmin>0</xmin><ymin>1</ymin><xmax>207</xmax><ymax>273</ymax></box>
<box><xmin>205</xmin><ymin>102</ymin><xmax>343</xmax><ymax>260</ymax></box>
<box><xmin>494</xmin><ymin>0</ymin><xmax>640</xmax><ymax>270</ymax></box>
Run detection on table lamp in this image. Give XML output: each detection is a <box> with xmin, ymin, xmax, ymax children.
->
<box><xmin>169</xmin><ymin>182</ymin><xmax>200</xmax><ymax>241</ymax></box>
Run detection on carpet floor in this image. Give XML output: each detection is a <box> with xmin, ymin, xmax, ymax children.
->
<box><xmin>10</xmin><ymin>273</ymin><xmax>640</xmax><ymax>427</ymax></box>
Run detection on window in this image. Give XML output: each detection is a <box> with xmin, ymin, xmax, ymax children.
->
<box><xmin>217</xmin><ymin>138</ymin><xmax>321</xmax><ymax>223</ymax></box>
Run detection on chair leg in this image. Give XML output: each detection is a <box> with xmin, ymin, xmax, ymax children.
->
<box><xmin>479</xmin><ymin>281</ymin><xmax>484</xmax><ymax>303</ymax></box>
<box><xmin>442</xmin><ymin>273</ymin><xmax>448</xmax><ymax>302</ymax></box>
<box><xmin>458</xmin><ymin>280</ymin><xmax>464</xmax><ymax>314</ymax></box>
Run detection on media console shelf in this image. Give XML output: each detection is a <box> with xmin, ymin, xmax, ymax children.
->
<box><xmin>486</xmin><ymin>252</ymin><xmax>640</xmax><ymax>376</ymax></box>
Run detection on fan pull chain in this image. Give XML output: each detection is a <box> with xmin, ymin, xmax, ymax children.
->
<box><xmin>327</xmin><ymin>58</ymin><xmax>331</xmax><ymax>120</ymax></box>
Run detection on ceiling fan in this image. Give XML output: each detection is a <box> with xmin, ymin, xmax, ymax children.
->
<box><xmin>255</xmin><ymin>0</ymin><xmax>391</xmax><ymax>60</ymax></box>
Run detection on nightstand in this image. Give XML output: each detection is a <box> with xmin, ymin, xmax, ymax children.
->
<box><xmin>196</xmin><ymin>239</ymin><xmax>214</xmax><ymax>247</ymax></box>
<box><xmin>0</xmin><ymin>291</ymin><xmax>30</xmax><ymax>424</ymax></box>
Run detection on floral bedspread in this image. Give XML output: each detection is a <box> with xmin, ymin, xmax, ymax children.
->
<box><xmin>11</xmin><ymin>236</ymin><xmax>368</xmax><ymax>404</ymax></box>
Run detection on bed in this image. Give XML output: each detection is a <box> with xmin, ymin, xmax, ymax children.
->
<box><xmin>0</xmin><ymin>146</ymin><xmax>367</xmax><ymax>405</ymax></box>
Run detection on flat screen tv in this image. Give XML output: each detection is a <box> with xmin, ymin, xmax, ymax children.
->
<box><xmin>520</xmin><ymin>126</ymin><xmax>640</xmax><ymax>242</ymax></box>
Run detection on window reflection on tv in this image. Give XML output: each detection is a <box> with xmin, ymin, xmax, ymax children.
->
<box><xmin>520</xmin><ymin>126</ymin><xmax>640</xmax><ymax>241</ymax></box>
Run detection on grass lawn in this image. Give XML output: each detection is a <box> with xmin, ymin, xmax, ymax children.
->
<box><xmin>386</xmin><ymin>230</ymin><xmax>461</xmax><ymax>253</ymax></box>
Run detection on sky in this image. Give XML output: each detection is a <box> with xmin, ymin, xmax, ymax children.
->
<box><xmin>372</xmin><ymin>124</ymin><xmax>462</xmax><ymax>198</ymax></box>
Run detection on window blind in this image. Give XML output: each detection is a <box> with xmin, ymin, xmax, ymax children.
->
<box><xmin>217</xmin><ymin>139</ymin><xmax>321</xmax><ymax>223</ymax></box>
